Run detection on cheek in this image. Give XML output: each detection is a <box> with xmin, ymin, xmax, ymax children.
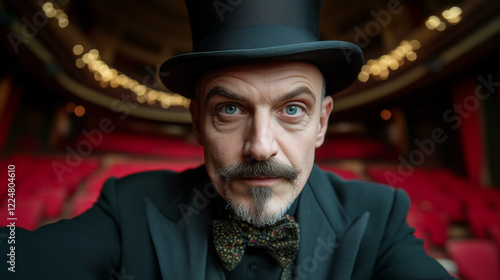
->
<box><xmin>279</xmin><ymin>124</ymin><xmax>319</xmax><ymax>164</ymax></box>
<box><xmin>201</xmin><ymin>119</ymin><xmax>244</xmax><ymax>168</ymax></box>
<box><xmin>201</xmin><ymin>123</ymin><xmax>246</xmax><ymax>199</ymax></box>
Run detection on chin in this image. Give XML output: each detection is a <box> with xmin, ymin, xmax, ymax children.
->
<box><xmin>226</xmin><ymin>187</ymin><xmax>296</xmax><ymax>227</ymax></box>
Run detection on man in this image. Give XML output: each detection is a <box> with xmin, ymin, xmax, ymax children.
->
<box><xmin>1</xmin><ymin>0</ymin><xmax>456</xmax><ymax>279</ymax></box>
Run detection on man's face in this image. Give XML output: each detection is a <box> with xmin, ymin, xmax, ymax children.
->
<box><xmin>190</xmin><ymin>61</ymin><xmax>333</xmax><ymax>227</ymax></box>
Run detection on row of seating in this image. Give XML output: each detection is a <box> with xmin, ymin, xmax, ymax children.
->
<box><xmin>363</xmin><ymin>165</ymin><xmax>500</xmax><ymax>280</ymax></box>
<box><xmin>0</xmin><ymin>153</ymin><xmax>204</xmax><ymax>227</ymax></box>
<box><xmin>315</xmin><ymin>136</ymin><xmax>399</xmax><ymax>160</ymax></box>
<box><xmin>72</xmin><ymin>158</ymin><xmax>203</xmax><ymax>216</ymax></box>
<box><xmin>365</xmin><ymin>167</ymin><xmax>500</xmax><ymax>239</ymax></box>
<box><xmin>0</xmin><ymin>154</ymin><xmax>101</xmax><ymax>229</ymax></box>
<box><xmin>72</xmin><ymin>131</ymin><xmax>204</xmax><ymax>159</ymax></box>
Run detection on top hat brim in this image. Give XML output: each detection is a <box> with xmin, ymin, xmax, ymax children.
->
<box><xmin>159</xmin><ymin>41</ymin><xmax>363</xmax><ymax>99</ymax></box>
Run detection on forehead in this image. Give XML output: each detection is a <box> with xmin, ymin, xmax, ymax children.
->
<box><xmin>196</xmin><ymin>61</ymin><xmax>324</xmax><ymax>98</ymax></box>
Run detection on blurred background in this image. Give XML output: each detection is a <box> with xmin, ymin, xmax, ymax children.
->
<box><xmin>0</xmin><ymin>0</ymin><xmax>499</xmax><ymax>279</ymax></box>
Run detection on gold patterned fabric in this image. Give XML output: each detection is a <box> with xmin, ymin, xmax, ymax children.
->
<box><xmin>212</xmin><ymin>214</ymin><xmax>300</xmax><ymax>279</ymax></box>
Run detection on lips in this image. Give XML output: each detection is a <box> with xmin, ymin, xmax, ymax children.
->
<box><xmin>239</xmin><ymin>176</ymin><xmax>281</xmax><ymax>186</ymax></box>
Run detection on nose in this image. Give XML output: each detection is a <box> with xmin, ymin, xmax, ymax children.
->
<box><xmin>243</xmin><ymin>112</ymin><xmax>279</xmax><ymax>161</ymax></box>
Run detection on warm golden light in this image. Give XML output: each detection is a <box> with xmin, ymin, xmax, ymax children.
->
<box><xmin>137</xmin><ymin>95</ymin><xmax>147</xmax><ymax>103</ymax></box>
<box><xmin>58</xmin><ymin>18</ymin><xmax>69</xmax><ymax>28</ymax></box>
<box><xmin>75</xmin><ymin>48</ymin><xmax>190</xmax><ymax>108</ymax></box>
<box><xmin>370</xmin><ymin>64</ymin><xmax>381</xmax><ymax>76</ymax></box>
<box><xmin>388</xmin><ymin>59</ymin><xmax>399</xmax><ymax>70</ymax></box>
<box><xmin>358</xmin><ymin>72</ymin><xmax>369</xmax><ymax>83</ymax></box>
<box><xmin>425</xmin><ymin>16</ymin><xmax>442</xmax><ymax>30</ymax></box>
<box><xmin>410</xmin><ymin>40</ymin><xmax>421</xmax><ymax>50</ymax></box>
<box><xmin>42</xmin><ymin>3</ymin><xmax>53</xmax><ymax>13</ymax></box>
<box><xmin>74</xmin><ymin>105</ymin><xmax>86</xmax><ymax>117</ymax></box>
<box><xmin>381</xmin><ymin>109</ymin><xmax>392</xmax><ymax>121</ymax></box>
<box><xmin>73</xmin><ymin>45</ymin><xmax>84</xmax><ymax>56</ymax></box>
<box><xmin>75</xmin><ymin>58</ymin><xmax>85</xmax><ymax>69</ymax></box>
<box><xmin>89</xmin><ymin>49</ymin><xmax>100</xmax><ymax>60</ymax></box>
<box><xmin>436</xmin><ymin>22</ymin><xmax>446</xmax><ymax>31</ymax></box>
<box><xmin>65</xmin><ymin>102</ymin><xmax>76</xmax><ymax>114</ymax></box>
<box><xmin>379</xmin><ymin>68</ymin><xmax>389</xmax><ymax>80</ymax></box>
<box><xmin>43</xmin><ymin>2</ymin><xmax>69</xmax><ymax>28</ymax></box>
<box><xmin>361</xmin><ymin>65</ymin><xmax>371</xmax><ymax>74</ymax></box>
<box><xmin>358</xmin><ymin>39</ymin><xmax>420</xmax><ymax>82</ymax></box>
<box><xmin>443</xmin><ymin>7</ymin><xmax>462</xmax><ymax>24</ymax></box>
<box><xmin>406</xmin><ymin>52</ymin><xmax>417</xmax><ymax>61</ymax></box>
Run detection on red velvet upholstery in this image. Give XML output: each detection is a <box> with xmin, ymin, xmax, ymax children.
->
<box><xmin>0</xmin><ymin>197</ymin><xmax>44</xmax><ymax>231</ymax></box>
<box><xmin>318</xmin><ymin>165</ymin><xmax>361</xmax><ymax>180</ymax></box>
<box><xmin>446</xmin><ymin>239</ymin><xmax>500</xmax><ymax>280</ymax></box>
<box><xmin>315</xmin><ymin>136</ymin><xmax>397</xmax><ymax>160</ymax></box>
<box><xmin>488</xmin><ymin>223</ymin><xmax>500</xmax><ymax>254</ymax></box>
<box><xmin>72</xmin><ymin>132</ymin><xmax>204</xmax><ymax>158</ymax></box>
<box><xmin>407</xmin><ymin>207</ymin><xmax>450</xmax><ymax>247</ymax></box>
<box><xmin>466</xmin><ymin>207</ymin><xmax>500</xmax><ymax>239</ymax></box>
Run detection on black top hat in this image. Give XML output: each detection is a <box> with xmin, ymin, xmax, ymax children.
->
<box><xmin>160</xmin><ymin>0</ymin><xmax>363</xmax><ymax>98</ymax></box>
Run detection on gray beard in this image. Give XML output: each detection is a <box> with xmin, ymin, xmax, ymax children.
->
<box><xmin>226</xmin><ymin>186</ymin><xmax>293</xmax><ymax>227</ymax></box>
<box><xmin>217</xmin><ymin>158</ymin><xmax>301</xmax><ymax>227</ymax></box>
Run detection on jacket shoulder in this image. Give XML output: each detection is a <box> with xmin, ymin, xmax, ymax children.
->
<box><xmin>312</xmin><ymin>165</ymin><xmax>408</xmax><ymax>215</ymax></box>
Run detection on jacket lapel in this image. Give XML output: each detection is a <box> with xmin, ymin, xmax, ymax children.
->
<box><xmin>295</xmin><ymin>165</ymin><xmax>370</xmax><ymax>280</ymax></box>
<box><xmin>144</xmin><ymin>167</ymin><xmax>223</xmax><ymax>280</ymax></box>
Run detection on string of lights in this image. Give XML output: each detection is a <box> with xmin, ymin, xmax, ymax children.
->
<box><xmin>357</xmin><ymin>6</ymin><xmax>462</xmax><ymax>83</ymax></box>
<box><xmin>41</xmin><ymin>1</ymin><xmax>191</xmax><ymax>110</ymax></box>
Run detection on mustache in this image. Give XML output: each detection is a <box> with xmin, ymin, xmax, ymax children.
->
<box><xmin>218</xmin><ymin>158</ymin><xmax>300</xmax><ymax>183</ymax></box>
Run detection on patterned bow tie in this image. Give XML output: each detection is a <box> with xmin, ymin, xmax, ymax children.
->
<box><xmin>212</xmin><ymin>214</ymin><xmax>300</xmax><ymax>273</ymax></box>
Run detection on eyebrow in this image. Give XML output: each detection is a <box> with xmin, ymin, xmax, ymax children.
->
<box><xmin>205</xmin><ymin>86</ymin><xmax>244</xmax><ymax>103</ymax></box>
<box><xmin>205</xmin><ymin>85</ymin><xmax>317</xmax><ymax>104</ymax></box>
<box><xmin>277</xmin><ymin>86</ymin><xmax>317</xmax><ymax>104</ymax></box>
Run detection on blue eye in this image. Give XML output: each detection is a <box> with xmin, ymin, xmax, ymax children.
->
<box><xmin>284</xmin><ymin>105</ymin><xmax>302</xmax><ymax>115</ymax></box>
<box><xmin>222</xmin><ymin>105</ymin><xmax>239</xmax><ymax>114</ymax></box>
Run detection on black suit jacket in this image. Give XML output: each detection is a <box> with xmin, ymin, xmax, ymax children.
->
<box><xmin>1</xmin><ymin>165</ymin><xmax>454</xmax><ymax>279</ymax></box>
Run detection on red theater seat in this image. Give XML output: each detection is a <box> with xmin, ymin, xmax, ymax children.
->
<box><xmin>488</xmin><ymin>224</ymin><xmax>500</xmax><ymax>253</ymax></box>
<box><xmin>36</xmin><ymin>187</ymin><xmax>68</xmax><ymax>218</ymax></box>
<box><xmin>318</xmin><ymin>165</ymin><xmax>361</xmax><ymax>180</ymax></box>
<box><xmin>431</xmin><ymin>169</ymin><xmax>500</xmax><ymax>212</ymax></box>
<box><xmin>0</xmin><ymin>197</ymin><xmax>44</xmax><ymax>231</ymax></box>
<box><xmin>365</xmin><ymin>166</ymin><xmax>401</xmax><ymax>186</ymax></box>
<box><xmin>73</xmin><ymin>132</ymin><xmax>204</xmax><ymax>158</ymax></box>
<box><xmin>466</xmin><ymin>207</ymin><xmax>500</xmax><ymax>238</ymax></box>
<box><xmin>446</xmin><ymin>239</ymin><xmax>500</xmax><ymax>280</ymax></box>
<box><xmin>84</xmin><ymin>160</ymin><xmax>201</xmax><ymax>194</ymax></box>
<box><xmin>315</xmin><ymin>136</ymin><xmax>396</xmax><ymax>160</ymax></box>
<box><xmin>71</xmin><ymin>193</ymin><xmax>99</xmax><ymax>217</ymax></box>
<box><xmin>407</xmin><ymin>208</ymin><xmax>450</xmax><ymax>247</ymax></box>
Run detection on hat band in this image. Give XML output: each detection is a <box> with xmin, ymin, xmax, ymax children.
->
<box><xmin>194</xmin><ymin>25</ymin><xmax>318</xmax><ymax>52</ymax></box>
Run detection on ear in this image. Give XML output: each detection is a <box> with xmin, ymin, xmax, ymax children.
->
<box><xmin>315</xmin><ymin>96</ymin><xmax>333</xmax><ymax>148</ymax></box>
<box><xmin>189</xmin><ymin>99</ymin><xmax>203</xmax><ymax>145</ymax></box>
